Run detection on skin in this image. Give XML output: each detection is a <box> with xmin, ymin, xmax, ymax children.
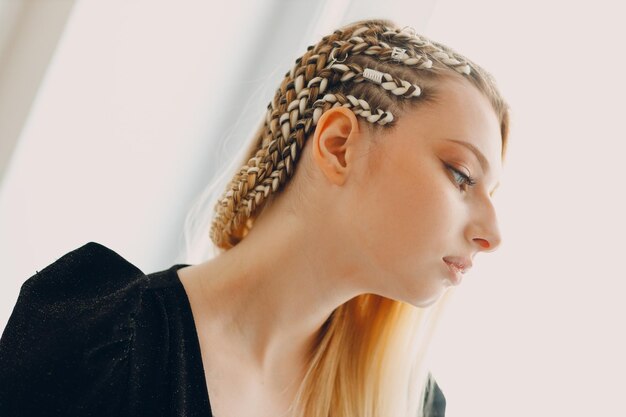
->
<box><xmin>177</xmin><ymin>74</ymin><xmax>503</xmax><ymax>417</ymax></box>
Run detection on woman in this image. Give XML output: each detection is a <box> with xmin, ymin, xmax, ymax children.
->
<box><xmin>0</xmin><ymin>18</ymin><xmax>510</xmax><ymax>417</ymax></box>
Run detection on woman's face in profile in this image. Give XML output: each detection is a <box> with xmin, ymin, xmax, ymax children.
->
<box><xmin>341</xmin><ymin>75</ymin><xmax>504</xmax><ymax>307</ymax></box>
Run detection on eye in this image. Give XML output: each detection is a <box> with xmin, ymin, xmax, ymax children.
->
<box><xmin>445</xmin><ymin>164</ymin><xmax>477</xmax><ymax>192</ymax></box>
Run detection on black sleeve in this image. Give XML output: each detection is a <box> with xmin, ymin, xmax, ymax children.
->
<box><xmin>0</xmin><ymin>242</ymin><xmax>147</xmax><ymax>417</ymax></box>
<box><xmin>423</xmin><ymin>372</ymin><xmax>447</xmax><ymax>417</ymax></box>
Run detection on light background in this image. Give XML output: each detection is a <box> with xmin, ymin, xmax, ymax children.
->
<box><xmin>0</xmin><ymin>1</ymin><xmax>624</xmax><ymax>416</ymax></box>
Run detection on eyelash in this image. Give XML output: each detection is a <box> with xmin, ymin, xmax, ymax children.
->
<box><xmin>446</xmin><ymin>164</ymin><xmax>477</xmax><ymax>191</ymax></box>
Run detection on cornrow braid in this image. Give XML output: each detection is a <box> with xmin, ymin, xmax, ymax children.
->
<box><xmin>326</xmin><ymin>25</ymin><xmax>471</xmax><ymax>74</ymax></box>
<box><xmin>210</xmin><ymin>21</ymin><xmax>476</xmax><ymax>249</ymax></box>
<box><xmin>312</xmin><ymin>92</ymin><xmax>395</xmax><ymax>126</ymax></box>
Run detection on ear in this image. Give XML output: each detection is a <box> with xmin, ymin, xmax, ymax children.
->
<box><xmin>311</xmin><ymin>107</ymin><xmax>362</xmax><ymax>186</ymax></box>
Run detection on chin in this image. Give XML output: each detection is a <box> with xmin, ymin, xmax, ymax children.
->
<box><xmin>382</xmin><ymin>272</ymin><xmax>445</xmax><ymax>307</ymax></box>
<box><xmin>408</xmin><ymin>287</ymin><xmax>446</xmax><ymax>308</ymax></box>
<box><xmin>411</xmin><ymin>298</ymin><xmax>438</xmax><ymax>308</ymax></box>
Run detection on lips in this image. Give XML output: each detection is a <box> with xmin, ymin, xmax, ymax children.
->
<box><xmin>442</xmin><ymin>256</ymin><xmax>472</xmax><ymax>273</ymax></box>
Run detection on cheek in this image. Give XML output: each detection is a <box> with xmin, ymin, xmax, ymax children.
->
<box><xmin>351</xmin><ymin>157</ymin><xmax>458</xmax><ymax>276</ymax></box>
<box><xmin>350</xmin><ymin>173</ymin><xmax>457</xmax><ymax>306</ymax></box>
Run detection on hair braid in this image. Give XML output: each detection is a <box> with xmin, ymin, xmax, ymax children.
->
<box><xmin>210</xmin><ymin>21</ymin><xmax>486</xmax><ymax>249</ymax></box>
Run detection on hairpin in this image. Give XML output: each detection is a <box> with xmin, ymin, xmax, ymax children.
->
<box><xmin>363</xmin><ymin>68</ymin><xmax>384</xmax><ymax>85</ymax></box>
<box><xmin>391</xmin><ymin>47</ymin><xmax>408</xmax><ymax>61</ymax></box>
<box><xmin>327</xmin><ymin>48</ymin><xmax>347</xmax><ymax>66</ymax></box>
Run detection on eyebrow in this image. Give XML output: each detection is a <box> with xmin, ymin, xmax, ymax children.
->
<box><xmin>442</xmin><ymin>138</ymin><xmax>500</xmax><ymax>195</ymax></box>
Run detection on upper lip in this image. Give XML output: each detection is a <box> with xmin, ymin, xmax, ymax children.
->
<box><xmin>443</xmin><ymin>256</ymin><xmax>473</xmax><ymax>273</ymax></box>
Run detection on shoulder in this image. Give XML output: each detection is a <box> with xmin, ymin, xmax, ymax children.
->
<box><xmin>20</xmin><ymin>241</ymin><xmax>146</xmax><ymax>299</ymax></box>
<box><xmin>5</xmin><ymin>241</ymin><xmax>148</xmax><ymax>348</ymax></box>
<box><xmin>0</xmin><ymin>242</ymin><xmax>148</xmax><ymax>416</ymax></box>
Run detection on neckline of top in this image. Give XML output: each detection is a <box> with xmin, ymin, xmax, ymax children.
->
<box><xmin>166</xmin><ymin>264</ymin><xmax>215</xmax><ymax>416</ymax></box>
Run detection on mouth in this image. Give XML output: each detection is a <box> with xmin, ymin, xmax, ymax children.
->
<box><xmin>442</xmin><ymin>256</ymin><xmax>472</xmax><ymax>273</ymax></box>
<box><xmin>442</xmin><ymin>257</ymin><xmax>471</xmax><ymax>286</ymax></box>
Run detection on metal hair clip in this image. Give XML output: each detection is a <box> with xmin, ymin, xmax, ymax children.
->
<box><xmin>327</xmin><ymin>48</ymin><xmax>347</xmax><ymax>66</ymax></box>
<box><xmin>363</xmin><ymin>68</ymin><xmax>384</xmax><ymax>85</ymax></box>
<box><xmin>391</xmin><ymin>47</ymin><xmax>407</xmax><ymax>61</ymax></box>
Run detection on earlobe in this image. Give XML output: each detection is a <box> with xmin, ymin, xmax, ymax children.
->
<box><xmin>311</xmin><ymin>107</ymin><xmax>360</xmax><ymax>186</ymax></box>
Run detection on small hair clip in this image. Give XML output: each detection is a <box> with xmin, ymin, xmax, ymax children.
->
<box><xmin>391</xmin><ymin>47</ymin><xmax>407</xmax><ymax>61</ymax></box>
<box><xmin>363</xmin><ymin>68</ymin><xmax>384</xmax><ymax>85</ymax></box>
<box><xmin>327</xmin><ymin>48</ymin><xmax>347</xmax><ymax>66</ymax></box>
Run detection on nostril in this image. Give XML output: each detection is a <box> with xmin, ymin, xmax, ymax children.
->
<box><xmin>475</xmin><ymin>238</ymin><xmax>490</xmax><ymax>249</ymax></box>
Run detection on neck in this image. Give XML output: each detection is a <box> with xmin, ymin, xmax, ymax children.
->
<box><xmin>191</xmin><ymin>205</ymin><xmax>367</xmax><ymax>389</ymax></box>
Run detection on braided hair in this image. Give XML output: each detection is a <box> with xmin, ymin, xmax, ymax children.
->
<box><xmin>210</xmin><ymin>19</ymin><xmax>509</xmax><ymax>250</ymax></box>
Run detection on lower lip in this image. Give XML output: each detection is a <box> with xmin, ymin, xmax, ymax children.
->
<box><xmin>443</xmin><ymin>260</ymin><xmax>464</xmax><ymax>286</ymax></box>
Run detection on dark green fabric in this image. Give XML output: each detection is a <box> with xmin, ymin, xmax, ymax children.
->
<box><xmin>0</xmin><ymin>241</ymin><xmax>446</xmax><ymax>416</ymax></box>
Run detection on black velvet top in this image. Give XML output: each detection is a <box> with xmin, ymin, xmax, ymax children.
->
<box><xmin>0</xmin><ymin>242</ymin><xmax>446</xmax><ymax>417</ymax></box>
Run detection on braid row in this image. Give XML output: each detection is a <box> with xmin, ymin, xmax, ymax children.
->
<box><xmin>382</xmin><ymin>26</ymin><xmax>472</xmax><ymax>74</ymax></box>
<box><xmin>210</xmin><ymin>22</ymin><xmax>472</xmax><ymax>248</ymax></box>
<box><xmin>324</xmin><ymin>25</ymin><xmax>471</xmax><ymax>74</ymax></box>
<box><xmin>313</xmin><ymin>92</ymin><xmax>395</xmax><ymax>126</ymax></box>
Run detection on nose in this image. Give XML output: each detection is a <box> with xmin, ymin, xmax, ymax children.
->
<box><xmin>469</xmin><ymin>200</ymin><xmax>502</xmax><ymax>253</ymax></box>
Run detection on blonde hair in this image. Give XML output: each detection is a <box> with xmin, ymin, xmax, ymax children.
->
<box><xmin>178</xmin><ymin>18</ymin><xmax>510</xmax><ymax>417</ymax></box>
